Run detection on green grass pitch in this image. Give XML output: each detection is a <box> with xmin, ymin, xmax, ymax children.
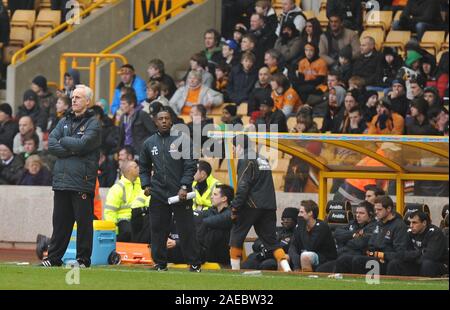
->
<box><xmin>0</xmin><ymin>264</ymin><xmax>448</xmax><ymax>290</ymax></box>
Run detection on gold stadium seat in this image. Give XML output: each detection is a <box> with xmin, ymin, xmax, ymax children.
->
<box><xmin>34</xmin><ymin>10</ymin><xmax>61</xmax><ymax>42</ymax></box>
<box><xmin>303</xmin><ymin>10</ymin><xmax>315</xmax><ymax>20</ymax></box>
<box><xmin>9</xmin><ymin>26</ymin><xmax>33</xmax><ymax>46</ymax></box>
<box><xmin>394</xmin><ymin>10</ymin><xmax>402</xmax><ymax>21</ymax></box>
<box><xmin>360</xmin><ymin>28</ymin><xmax>385</xmax><ymax>51</ymax></box>
<box><xmin>442</xmin><ymin>34</ymin><xmax>449</xmax><ymax>51</ymax></box>
<box><xmin>10</xmin><ymin>10</ymin><xmax>36</xmax><ymax>29</ymax></box>
<box><xmin>40</xmin><ymin>0</ymin><xmax>52</xmax><ymax>9</ymax></box>
<box><xmin>272</xmin><ymin>172</ymin><xmax>285</xmax><ymax>191</ymax></box>
<box><xmin>317</xmin><ymin>9</ymin><xmax>329</xmax><ymax>30</ymax></box>
<box><xmin>420</xmin><ymin>31</ymin><xmax>446</xmax><ymax>56</ymax></box>
<box><xmin>383</xmin><ymin>30</ymin><xmax>411</xmax><ymax>57</ymax></box>
<box><xmin>210</xmin><ymin>104</ymin><xmax>224</xmax><ymax>116</ymax></box>
<box><xmin>365</xmin><ymin>11</ymin><xmax>393</xmax><ymax>32</ymax></box>
<box><xmin>287</xmin><ymin>116</ymin><xmax>297</xmax><ymax>131</ymax></box>
<box><xmin>313</xmin><ymin>117</ymin><xmax>323</xmax><ymax>130</ymax></box>
<box><xmin>237</xmin><ymin>103</ymin><xmax>247</xmax><ymax>115</ymax></box>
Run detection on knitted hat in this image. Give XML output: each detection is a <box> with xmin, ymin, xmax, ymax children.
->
<box><xmin>32</xmin><ymin>75</ymin><xmax>48</xmax><ymax>92</ymax></box>
<box><xmin>224</xmin><ymin>104</ymin><xmax>237</xmax><ymax>117</ymax></box>
<box><xmin>405</xmin><ymin>50</ymin><xmax>423</xmax><ymax>67</ymax></box>
<box><xmin>23</xmin><ymin>89</ymin><xmax>38</xmax><ymax>102</ymax></box>
<box><xmin>0</xmin><ymin>103</ymin><xmax>12</xmax><ymax>117</ymax></box>
<box><xmin>392</xmin><ymin>78</ymin><xmax>406</xmax><ymax>89</ymax></box>
<box><xmin>282</xmin><ymin>207</ymin><xmax>299</xmax><ymax>221</ymax></box>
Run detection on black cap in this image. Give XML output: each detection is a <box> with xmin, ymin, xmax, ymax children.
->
<box><xmin>282</xmin><ymin>207</ymin><xmax>299</xmax><ymax>220</ymax></box>
<box><xmin>23</xmin><ymin>89</ymin><xmax>38</xmax><ymax>103</ymax></box>
<box><xmin>224</xmin><ymin>104</ymin><xmax>237</xmax><ymax>117</ymax></box>
<box><xmin>0</xmin><ymin>103</ymin><xmax>12</xmax><ymax>117</ymax></box>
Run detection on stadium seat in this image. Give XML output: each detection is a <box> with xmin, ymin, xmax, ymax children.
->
<box><xmin>272</xmin><ymin>171</ymin><xmax>285</xmax><ymax>191</ymax></box>
<box><xmin>394</xmin><ymin>10</ymin><xmax>402</xmax><ymax>21</ymax></box>
<box><xmin>420</xmin><ymin>31</ymin><xmax>446</xmax><ymax>56</ymax></box>
<box><xmin>442</xmin><ymin>34</ymin><xmax>449</xmax><ymax>51</ymax></box>
<box><xmin>303</xmin><ymin>10</ymin><xmax>315</xmax><ymax>20</ymax></box>
<box><xmin>237</xmin><ymin>103</ymin><xmax>247</xmax><ymax>115</ymax></box>
<box><xmin>360</xmin><ymin>28</ymin><xmax>385</xmax><ymax>51</ymax></box>
<box><xmin>364</xmin><ymin>11</ymin><xmax>393</xmax><ymax>32</ymax></box>
<box><xmin>326</xmin><ymin>200</ymin><xmax>352</xmax><ymax>214</ymax></box>
<box><xmin>317</xmin><ymin>9</ymin><xmax>329</xmax><ymax>30</ymax></box>
<box><xmin>210</xmin><ymin>104</ymin><xmax>224</xmax><ymax>116</ymax></box>
<box><xmin>40</xmin><ymin>0</ymin><xmax>52</xmax><ymax>9</ymax></box>
<box><xmin>313</xmin><ymin>117</ymin><xmax>323</xmax><ymax>129</ymax></box>
<box><xmin>383</xmin><ymin>30</ymin><xmax>411</xmax><ymax>56</ymax></box>
<box><xmin>34</xmin><ymin>10</ymin><xmax>61</xmax><ymax>42</ymax></box>
<box><xmin>287</xmin><ymin>116</ymin><xmax>296</xmax><ymax>131</ymax></box>
<box><xmin>326</xmin><ymin>209</ymin><xmax>354</xmax><ymax>232</ymax></box>
<box><xmin>10</xmin><ymin>10</ymin><xmax>36</xmax><ymax>29</ymax></box>
<box><xmin>9</xmin><ymin>26</ymin><xmax>33</xmax><ymax>46</ymax></box>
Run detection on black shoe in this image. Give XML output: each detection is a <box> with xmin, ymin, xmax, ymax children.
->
<box><xmin>152</xmin><ymin>264</ymin><xmax>168</xmax><ymax>271</ymax></box>
<box><xmin>189</xmin><ymin>264</ymin><xmax>201</xmax><ymax>273</ymax></box>
<box><xmin>35</xmin><ymin>234</ymin><xmax>50</xmax><ymax>260</ymax></box>
<box><xmin>76</xmin><ymin>259</ymin><xmax>91</xmax><ymax>268</ymax></box>
<box><xmin>39</xmin><ymin>260</ymin><xmax>61</xmax><ymax>267</ymax></box>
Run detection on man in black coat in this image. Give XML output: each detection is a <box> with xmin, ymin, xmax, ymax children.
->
<box><xmin>41</xmin><ymin>85</ymin><xmax>102</xmax><ymax>268</ymax></box>
<box><xmin>16</xmin><ymin>90</ymin><xmax>49</xmax><ymax>132</ymax></box>
<box><xmin>139</xmin><ymin>107</ymin><xmax>201</xmax><ymax>272</ymax></box>
<box><xmin>255</xmin><ymin>95</ymin><xmax>288</xmax><ymax>133</ymax></box>
<box><xmin>0</xmin><ymin>104</ymin><xmax>18</xmax><ymax>149</ymax></box>
<box><xmin>0</xmin><ymin>143</ymin><xmax>24</xmax><ymax>185</ymax></box>
<box><xmin>388</xmin><ymin>211</ymin><xmax>449</xmax><ymax>277</ymax></box>
<box><xmin>406</xmin><ymin>98</ymin><xmax>440</xmax><ymax>136</ymax></box>
<box><xmin>352</xmin><ymin>37</ymin><xmax>383</xmax><ymax>87</ymax></box>
<box><xmin>327</xmin><ymin>0</ymin><xmax>363</xmax><ymax>32</ymax></box>
<box><xmin>289</xmin><ymin>200</ymin><xmax>337</xmax><ymax>272</ymax></box>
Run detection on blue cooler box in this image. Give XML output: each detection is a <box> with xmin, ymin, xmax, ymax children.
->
<box><xmin>62</xmin><ymin>220</ymin><xmax>116</xmax><ymax>265</ymax></box>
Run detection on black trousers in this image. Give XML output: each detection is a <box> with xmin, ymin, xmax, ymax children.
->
<box><xmin>117</xmin><ymin>220</ymin><xmax>131</xmax><ymax>242</ymax></box>
<box><xmin>241</xmin><ymin>253</ymin><xmax>278</xmax><ymax>271</ymax></box>
<box><xmin>149</xmin><ymin>199</ymin><xmax>200</xmax><ymax>267</ymax></box>
<box><xmin>387</xmin><ymin>259</ymin><xmax>448</xmax><ymax>278</ymax></box>
<box><xmin>47</xmin><ymin>191</ymin><xmax>94</xmax><ymax>266</ymax></box>
<box><xmin>230</xmin><ymin>208</ymin><xmax>281</xmax><ymax>252</ymax></box>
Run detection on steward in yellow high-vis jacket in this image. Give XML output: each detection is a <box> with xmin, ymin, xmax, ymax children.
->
<box><xmin>192</xmin><ymin>160</ymin><xmax>220</xmax><ymax>211</ymax></box>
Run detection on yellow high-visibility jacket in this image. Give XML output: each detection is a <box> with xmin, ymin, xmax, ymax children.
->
<box><xmin>104</xmin><ymin>176</ymin><xmax>146</xmax><ymax>224</ymax></box>
<box><xmin>192</xmin><ymin>174</ymin><xmax>220</xmax><ymax>211</ymax></box>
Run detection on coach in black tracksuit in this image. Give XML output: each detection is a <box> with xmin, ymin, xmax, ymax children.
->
<box><xmin>388</xmin><ymin>211</ymin><xmax>449</xmax><ymax>277</ymax></box>
<box><xmin>139</xmin><ymin>107</ymin><xmax>201</xmax><ymax>271</ymax></box>
<box><xmin>42</xmin><ymin>85</ymin><xmax>101</xmax><ymax>267</ymax></box>
<box><xmin>229</xmin><ymin>135</ymin><xmax>291</xmax><ymax>272</ymax></box>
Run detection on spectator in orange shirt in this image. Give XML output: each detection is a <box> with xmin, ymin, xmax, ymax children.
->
<box><xmin>368</xmin><ymin>99</ymin><xmax>405</xmax><ymax>135</ymax></box>
<box><xmin>295</xmin><ymin>43</ymin><xmax>328</xmax><ymax>102</ymax></box>
<box><xmin>270</xmin><ymin>73</ymin><xmax>302</xmax><ymax>117</ymax></box>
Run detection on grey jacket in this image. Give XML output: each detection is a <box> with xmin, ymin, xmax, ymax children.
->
<box><xmin>48</xmin><ymin>109</ymin><xmax>102</xmax><ymax>194</ymax></box>
<box><xmin>319</xmin><ymin>27</ymin><xmax>360</xmax><ymax>66</ymax></box>
<box><xmin>169</xmin><ymin>86</ymin><xmax>223</xmax><ymax>115</ymax></box>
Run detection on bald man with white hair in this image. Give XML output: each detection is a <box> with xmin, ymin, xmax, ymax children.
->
<box><xmin>41</xmin><ymin>84</ymin><xmax>102</xmax><ymax>268</ymax></box>
<box><xmin>352</xmin><ymin>36</ymin><xmax>383</xmax><ymax>87</ymax></box>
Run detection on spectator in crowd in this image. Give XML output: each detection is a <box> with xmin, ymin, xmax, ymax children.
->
<box><xmin>326</xmin><ymin>0</ymin><xmax>363</xmax><ymax>32</ymax></box>
<box><xmin>254</xmin><ymin>0</ymin><xmax>278</xmax><ymax>34</ymax></box>
<box><xmin>274</xmin><ymin>21</ymin><xmax>302</xmax><ymax>67</ymax></box>
<box><xmin>264</xmin><ymin>49</ymin><xmax>284</xmax><ymax>75</ymax></box>
<box><xmin>255</xmin><ymin>94</ymin><xmax>288</xmax><ymax>133</ymax></box>
<box><xmin>378</xmin><ymin>47</ymin><xmax>404</xmax><ymax>91</ymax></box>
<box><xmin>227</xmin><ymin>52</ymin><xmax>258</xmax><ymax>105</ymax></box>
<box><xmin>229</xmin><ymin>134</ymin><xmax>292</xmax><ymax>272</ymax></box>
<box><xmin>318</xmin><ymin>201</ymin><xmax>377</xmax><ymax>273</ymax></box>
<box><xmin>423</xmin><ymin>87</ymin><xmax>442</xmax><ymax>109</ymax></box>
<box><xmin>147</xmin><ymin>59</ymin><xmax>177</xmax><ymax>100</ymax></box>
<box><xmin>388</xmin><ymin>211</ymin><xmax>449</xmax><ymax>277</ymax></box>
<box><xmin>276</xmin><ymin>0</ymin><xmax>307</xmax><ymax>36</ymax></box>
<box><xmin>385</xmin><ymin>79</ymin><xmax>410</xmax><ymax>118</ymax></box>
<box><xmin>92</xmin><ymin>106</ymin><xmax>119</xmax><ymax>156</ymax></box>
<box><xmin>192</xmin><ymin>160</ymin><xmax>220</xmax><ymax>211</ymax></box>
<box><xmin>195</xmin><ymin>184</ymin><xmax>234</xmax><ymax>265</ymax></box>
<box><xmin>115</xmin><ymin>146</ymin><xmax>135</xmax><ymax>181</ymax></box>
<box><xmin>289</xmin><ymin>200</ymin><xmax>337</xmax><ymax>272</ymax></box>
<box><xmin>393</xmin><ymin>0</ymin><xmax>444</xmax><ymax>40</ymax></box>
<box><xmin>233</xmin><ymin>24</ymin><xmax>248</xmax><ymax>46</ymax></box>
<box><xmin>219</xmin><ymin>104</ymin><xmax>243</xmax><ymax>130</ymax></box>
<box><xmin>397</xmin><ymin>50</ymin><xmax>424</xmax><ymax>100</ymax></box>
<box><xmin>0</xmin><ymin>144</ymin><xmax>24</xmax><ymax>185</ymax></box>
<box><xmin>406</xmin><ymin>98</ymin><xmax>440</xmax><ymax>135</ymax></box>
<box><xmin>59</xmin><ymin>69</ymin><xmax>80</xmax><ymax>100</ymax></box>
<box><xmin>342</xmin><ymin>107</ymin><xmax>367</xmax><ymax>134</ymax></box>
<box><xmin>48</xmin><ymin>95</ymin><xmax>71</xmax><ymax>134</ymax></box>
<box><xmin>271</xmin><ymin>73</ymin><xmax>302</xmax><ymax>117</ymax></box>
<box><xmin>187</xmin><ymin>53</ymin><xmax>215</xmax><ymax>88</ymax></box>
<box><xmin>350</xmin><ymin>196</ymin><xmax>409</xmax><ymax>275</ymax></box>
<box><xmin>364</xmin><ymin>185</ymin><xmax>386</xmax><ymax>205</ymax></box>
<box><xmin>249</xmin><ymin>13</ymin><xmax>277</xmax><ymax>69</ymax></box>
<box><xmin>118</xmin><ymin>92</ymin><xmax>157</xmax><ymax>156</ymax></box>
<box><xmin>111</xmin><ymin>64</ymin><xmax>147</xmax><ymax>115</ymax></box>
<box><xmin>248</xmin><ymin>66</ymin><xmax>272</xmax><ymax>116</ymax></box>
<box><xmin>31</xmin><ymin>75</ymin><xmax>57</xmax><ymax>120</ymax></box>
<box><xmin>187</xmin><ymin>105</ymin><xmax>215</xmax><ymax>158</ymax></box>
<box><xmin>240</xmin><ymin>33</ymin><xmax>258</xmax><ymax>56</ymax></box>
<box><xmin>429</xmin><ymin>106</ymin><xmax>449</xmax><ymax>135</ymax></box>
<box><xmin>434</xmin><ymin>51</ymin><xmax>449</xmax><ymax>99</ymax></box>
<box><xmin>222</xmin><ymin>39</ymin><xmax>240</xmax><ymax>68</ymax></box>
<box><xmin>361</xmin><ymin>90</ymin><xmax>379</xmax><ymax>124</ymax></box>
<box><xmin>142</xmin><ymin>81</ymin><xmax>169</xmax><ymax>114</ymax></box>
<box><xmin>13</xmin><ymin>116</ymin><xmax>44</xmax><ymax>154</ymax></box>
<box><xmin>201</xmin><ymin>29</ymin><xmax>224</xmax><ymax>68</ymax></box>
<box><xmin>170</xmin><ymin>70</ymin><xmax>223</xmax><ymax>116</ymax></box>
<box><xmin>18</xmin><ymin>155</ymin><xmax>52</xmax><ymax>186</ymax></box>
<box><xmin>16</xmin><ymin>90</ymin><xmax>48</xmax><ymax>132</ymax></box>
<box><xmin>0</xmin><ymin>103</ymin><xmax>18</xmax><ymax>149</ymax></box>
<box><xmin>308</xmin><ymin>70</ymin><xmax>346</xmax><ymax>117</ymax></box>
<box><xmin>335</xmin><ymin>45</ymin><xmax>353</xmax><ymax>84</ymax></box>
<box><xmin>0</xmin><ymin>2</ymin><xmax>10</xmax><ymax>83</ymax></box>
<box><xmin>19</xmin><ymin>133</ymin><xmax>40</xmax><ymax>161</ymax></box>
<box><xmin>243</xmin><ymin>207</ymin><xmax>299</xmax><ymax>270</ymax></box>
<box><xmin>215</xmin><ymin>64</ymin><xmax>230</xmax><ymax>101</ymax></box>
<box><xmin>319</xmin><ymin>12</ymin><xmax>360</xmax><ymax>67</ymax></box>
<box><xmin>295</xmin><ymin>43</ymin><xmax>328</xmax><ymax>103</ymax></box>
<box><xmin>410</xmin><ymin>78</ymin><xmax>425</xmax><ymax>100</ymax></box>
<box><xmin>352</xmin><ymin>37</ymin><xmax>383</xmax><ymax>88</ymax></box>
<box><xmin>321</xmin><ymin>86</ymin><xmax>346</xmax><ymax>133</ymax></box>
<box><xmin>339</xmin><ymin>89</ymin><xmax>361</xmax><ymax>132</ymax></box>
<box><xmin>140</xmin><ymin>107</ymin><xmax>201</xmax><ymax>272</ymax></box>
<box><xmin>421</xmin><ymin>54</ymin><xmax>438</xmax><ymax>87</ymax></box>
<box><xmin>104</xmin><ymin>161</ymin><xmax>143</xmax><ymax>242</ymax></box>
<box><xmin>368</xmin><ymin>99</ymin><xmax>405</xmax><ymax>135</ymax></box>
<box><xmin>97</xmin><ymin>149</ymin><xmax>117</xmax><ymax>188</ymax></box>
<box><xmin>299</xmin><ymin>18</ymin><xmax>326</xmax><ymax>61</ymax></box>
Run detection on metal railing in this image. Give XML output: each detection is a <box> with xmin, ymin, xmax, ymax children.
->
<box><xmin>11</xmin><ymin>0</ymin><xmax>117</xmax><ymax>65</ymax></box>
<box><xmin>60</xmin><ymin>53</ymin><xmax>128</xmax><ymax>103</ymax></box>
